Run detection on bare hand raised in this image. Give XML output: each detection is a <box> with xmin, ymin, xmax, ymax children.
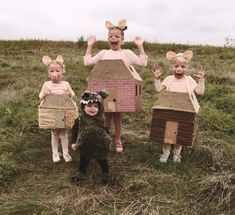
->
<box><xmin>194</xmin><ymin>66</ymin><xmax>206</xmax><ymax>79</ymax></box>
<box><xmin>152</xmin><ymin>65</ymin><xmax>163</xmax><ymax>80</ymax></box>
<box><xmin>87</xmin><ymin>35</ymin><xmax>96</xmax><ymax>47</ymax></box>
<box><xmin>134</xmin><ymin>36</ymin><xmax>144</xmax><ymax>47</ymax></box>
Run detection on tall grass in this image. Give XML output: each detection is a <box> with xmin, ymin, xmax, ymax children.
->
<box><xmin>0</xmin><ymin>40</ymin><xmax>234</xmax><ymax>214</ymax></box>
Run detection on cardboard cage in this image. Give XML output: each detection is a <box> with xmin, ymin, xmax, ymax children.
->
<box><xmin>87</xmin><ymin>59</ymin><xmax>142</xmax><ymax>112</ymax></box>
<box><xmin>150</xmin><ymin>91</ymin><xmax>200</xmax><ymax>146</ymax></box>
<box><xmin>38</xmin><ymin>94</ymin><xmax>78</xmax><ymax>129</ymax></box>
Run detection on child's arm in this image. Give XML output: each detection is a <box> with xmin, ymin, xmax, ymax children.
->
<box><xmin>194</xmin><ymin>66</ymin><xmax>206</xmax><ymax>95</ymax></box>
<box><xmin>83</xmin><ymin>35</ymin><xmax>105</xmax><ymax>66</ymax></box>
<box><xmin>85</xmin><ymin>35</ymin><xmax>96</xmax><ymax>56</ymax></box>
<box><xmin>126</xmin><ymin>37</ymin><xmax>148</xmax><ymax>66</ymax></box>
<box><xmin>152</xmin><ymin>65</ymin><xmax>166</xmax><ymax>92</ymax></box>
<box><xmin>71</xmin><ymin>118</ymin><xmax>79</xmax><ymax>151</ymax></box>
<box><xmin>134</xmin><ymin>36</ymin><xmax>146</xmax><ymax>56</ymax></box>
<box><xmin>64</xmin><ymin>82</ymin><xmax>75</xmax><ymax>98</ymax></box>
<box><xmin>39</xmin><ymin>82</ymin><xmax>50</xmax><ymax>99</ymax></box>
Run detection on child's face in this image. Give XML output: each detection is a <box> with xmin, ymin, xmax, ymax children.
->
<box><xmin>171</xmin><ymin>63</ymin><xmax>188</xmax><ymax>78</ymax></box>
<box><xmin>84</xmin><ymin>103</ymin><xmax>99</xmax><ymax>116</ymax></box>
<box><xmin>48</xmin><ymin>63</ymin><xmax>64</xmax><ymax>83</ymax></box>
<box><xmin>108</xmin><ymin>29</ymin><xmax>123</xmax><ymax>50</ymax></box>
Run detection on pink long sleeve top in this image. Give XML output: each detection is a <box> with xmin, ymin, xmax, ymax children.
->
<box><xmin>155</xmin><ymin>75</ymin><xmax>205</xmax><ymax>95</ymax></box>
<box><xmin>39</xmin><ymin>81</ymin><xmax>75</xmax><ymax>100</ymax></box>
<box><xmin>83</xmin><ymin>49</ymin><xmax>148</xmax><ymax>67</ymax></box>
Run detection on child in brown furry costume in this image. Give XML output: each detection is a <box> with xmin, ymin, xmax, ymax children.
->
<box><xmin>71</xmin><ymin>90</ymin><xmax>111</xmax><ymax>184</ymax></box>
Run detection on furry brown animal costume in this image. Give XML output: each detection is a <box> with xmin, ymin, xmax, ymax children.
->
<box><xmin>72</xmin><ymin>90</ymin><xmax>111</xmax><ymax>159</ymax></box>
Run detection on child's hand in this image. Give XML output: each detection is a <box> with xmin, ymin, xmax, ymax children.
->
<box><xmin>134</xmin><ymin>36</ymin><xmax>144</xmax><ymax>47</ymax></box>
<box><xmin>152</xmin><ymin>65</ymin><xmax>163</xmax><ymax>80</ymax></box>
<box><xmin>71</xmin><ymin>143</ymin><xmax>78</xmax><ymax>151</ymax></box>
<box><xmin>43</xmin><ymin>90</ymin><xmax>51</xmax><ymax>99</ymax></box>
<box><xmin>87</xmin><ymin>35</ymin><xmax>96</xmax><ymax>47</ymax></box>
<box><xmin>194</xmin><ymin>66</ymin><xmax>206</xmax><ymax>79</ymax></box>
<box><xmin>65</xmin><ymin>89</ymin><xmax>71</xmax><ymax>97</ymax></box>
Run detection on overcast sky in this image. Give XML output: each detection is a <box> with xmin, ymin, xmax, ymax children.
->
<box><xmin>0</xmin><ymin>0</ymin><xmax>234</xmax><ymax>46</ymax></box>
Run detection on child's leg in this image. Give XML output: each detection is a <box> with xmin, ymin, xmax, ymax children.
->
<box><xmin>51</xmin><ymin>129</ymin><xmax>60</xmax><ymax>162</ymax></box>
<box><xmin>173</xmin><ymin>144</ymin><xmax>182</xmax><ymax>163</ymax></box>
<box><xmin>162</xmin><ymin>143</ymin><xmax>171</xmax><ymax>155</ymax></box>
<box><xmin>159</xmin><ymin>143</ymin><xmax>171</xmax><ymax>163</ymax></box>
<box><xmin>79</xmin><ymin>156</ymin><xmax>90</xmax><ymax>174</ymax></box>
<box><xmin>59</xmin><ymin>129</ymin><xmax>72</xmax><ymax>162</ymax></box>
<box><xmin>113</xmin><ymin>112</ymin><xmax>121</xmax><ymax>142</ymax></box>
<box><xmin>173</xmin><ymin>144</ymin><xmax>182</xmax><ymax>155</ymax></box>
<box><xmin>97</xmin><ymin>158</ymin><xmax>110</xmax><ymax>184</ymax></box>
<box><xmin>96</xmin><ymin>158</ymin><xmax>109</xmax><ymax>173</ymax></box>
<box><xmin>104</xmin><ymin>112</ymin><xmax>112</xmax><ymax>133</ymax></box>
<box><xmin>71</xmin><ymin>156</ymin><xmax>90</xmax><ymax>182</ymax></box>
<box><xmin>113</xmin><ymin>112</ymin><xmax>123</xmax><ymax>152</ymax></box>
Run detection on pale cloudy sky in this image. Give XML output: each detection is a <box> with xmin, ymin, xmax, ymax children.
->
<box><xmin>0</xmin><ymin>0</ymin><xmax>234</xmax><ymax>46</ymax></box>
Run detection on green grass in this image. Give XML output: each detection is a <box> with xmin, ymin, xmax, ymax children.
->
<box><xmin>0</xmin><ymin>40</ymin><xmax>234</xmax><ymax>215</ymax></box>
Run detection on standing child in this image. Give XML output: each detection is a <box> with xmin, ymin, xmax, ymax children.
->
<box><xmin>71</xmin><ymin>90</ymin><xmax>111</xmax><ymax>184</ymax></box>
<box><xmin>83</xmin><ymin>19</ymin><xmax>148</xmax><ymax>152</ymax></box>
<box><xmin>39</xmin><ymin>55</ymin><xmax>75</xmax><ymax>163</ymax></box>
<box><xmin>152</xmin><ymin>50</ymin><xmax>206</xmax><ymax>163</ymax></box>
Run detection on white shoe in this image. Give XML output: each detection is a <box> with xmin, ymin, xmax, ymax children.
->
<box><xmin>115</xmin><ymin>145</ymin><xmax>123</xmax><ymax>153</ymax></box>
<box><xmin>173</xmin><ymin>154</ymin><xmax>181</xmax><ymax>163</ymax></box>
<box><xmin>159</xmin><ymin>153</ymin><xmax>169</xmax><ymax>163</ymax></box>
<box><xmin>63</xmin><ymin>154</ymin><xmax>72</xmax><ymax>162</ymax></box>
<box><xmin>52</xmin><ymin>153</ymin><xmax>61</xmax><ymax>163</ymax></box>
<box><xmin>115</xmin><ymin>140</ymin><xmax>123</xmax><ymax>153</ymax></box>
<box><xmin>115</xmin><ymin>141</ymin><xmax>123</xmax><ymax>153</ymax></box>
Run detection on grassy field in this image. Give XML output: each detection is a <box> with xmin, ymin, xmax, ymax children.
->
<box><xmin>0</xmin><ymin>40</ymin><xmax>234</xmax><ymax>215</ymax></box>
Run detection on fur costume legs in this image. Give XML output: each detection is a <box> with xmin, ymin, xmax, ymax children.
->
<box><xmin>79</xmin><ymin>156</ymin><xmax>109</xmax><ymax>174</ymax></box>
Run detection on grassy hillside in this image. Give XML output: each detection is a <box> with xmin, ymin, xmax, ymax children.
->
<box><xmin>0</xmin><ymin>40</ymin><xmax>234</xmax><ymax>215</ymax></box>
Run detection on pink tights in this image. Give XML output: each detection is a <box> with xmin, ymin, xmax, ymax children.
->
<box><xmin>104</xmin><ymin>112</ymin><xmax>122</xmax><ymax>144</ymax></box>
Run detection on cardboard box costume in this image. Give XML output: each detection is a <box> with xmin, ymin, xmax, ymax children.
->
<box><xmin>87</xmin><ymin>59</ymin><xmax>142</xmax><ymax>112</ymax></box>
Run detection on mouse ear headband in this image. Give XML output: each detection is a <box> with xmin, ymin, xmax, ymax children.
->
<box><xmin>105</xmin><ymin>19</ymin><xmax>128</xmax><ymax>31</ymax></box>
<box><xmin>166</xmin><ymin>50</ymin><xmax>193</xmax><ymax>65</ymax></box>
<box><xmin>42</xmin><ymin>55</ymin><xmax>66</xmax><ymax>72</ymax></box>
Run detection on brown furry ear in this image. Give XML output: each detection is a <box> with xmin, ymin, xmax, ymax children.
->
<box><xmin>166</xmin><ymin>51</ymin><xmax>176</xmax><ymax>61</ymax></box>
<box><xmin>183</xmin><ymin>50</ymin><xmax>193</xmax><ymax>62</ymax></box>
<box><xmin>98</xmin><ymin>90</ymin><xmax>109</xmax><ymax>99</ymax></box>
<box><xmin>42</xmin><ymin>56</ymin><xmax>52</xmax><ymax>65</ymax></box>
<box><xmin>81</xmin><ymin>90</ymin><xmax>91</xmax><ymax>100</ymax></box>
<box><xmin>105</xmin><ymin>21</ymin><xmax>114</xmax><ymax>30</ymax></box>
<box><xmin>118</xmin><ymin>19</ymin><xmax>127</xmax><ymax>30</ymax></box>
<box><xmin>55</xmin><ymin>55</ymin><xmax>64</xmax><ymax>64</ymax></box>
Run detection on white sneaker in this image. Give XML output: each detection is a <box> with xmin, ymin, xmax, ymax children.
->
<box><xmin>159</xmin><ymin>153</ymin><xmax>169</xmax><ymax>163</ymax></box>
<box><xmin>52</xmin><ymin>153</ymin><xmax>61</xmax><ymax>163</ymax></box>
<box><xmin>63</xmin><ymin>154</ymin><xmax>72</xmax><ymax>162</ymax></box>
<box><xmin>115</xmin><ymin>140</ymin><xmax>123</xmax><ymax>153</ymax></box>
<box><xmin>173</xmin><ymin>154</ymin><xmax>181</xmax><ymax>163</ymax></box>
<box><xmin>115</xmin><ymin>145</ymin><xmax>123</xmax><ymax>153</ymax></box>
<box><xmin>115</xmin><ymin>141</ymin><xmax>123</xmax><ymax>153</ymax></box>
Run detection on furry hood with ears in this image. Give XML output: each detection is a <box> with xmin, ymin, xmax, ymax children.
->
<box><xmin>80</xmin><ymin>90</ymin><xmax>108</xmax><ymax>114</ymax></box>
